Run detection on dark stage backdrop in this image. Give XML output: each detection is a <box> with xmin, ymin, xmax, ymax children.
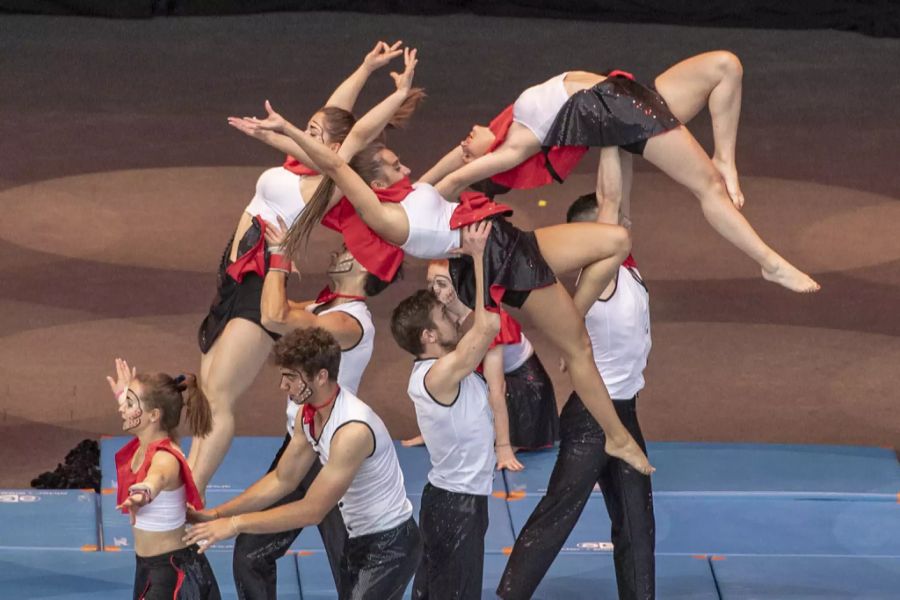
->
<box><xmin>1</xmin><ymin>1</ymin><xmax>898</xmax><ymax>38</ymax></box>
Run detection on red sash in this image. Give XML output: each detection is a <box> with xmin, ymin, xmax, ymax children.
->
<box><xmin>322</xmin><ymin>178</ymin><xmax>415</xmax><ymax>282</ymax></box>
<box><xmin>115</xmin><ymin>437</ymin><xmax>204</xmax><ymax>513</ymax></box>
<box><xmin>486</xmin><ymin>105</ymin><xmax>587</xmax><ymax>190</ymax></box>
<box><xmin>282</xmin><ymin>156</ymin><xmax>319</xmax><ymax>176</ymax></box>
<box><xmin>449</xmin><ymin>191</ymin><xmax>512</xmax><ymax>230</ymax></box>
<box><xmin>225</xmin><ymin>217</ymin><xmax>268</xmax><ymax>283</ymax></box>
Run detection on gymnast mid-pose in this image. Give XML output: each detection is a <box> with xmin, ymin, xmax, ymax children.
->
<box><xmin>235</xmin><ymin>106</ymin><xmax>653</xmax><ymax>475</ymax></box>
<box><xmin>422</xmin><ymin>51</ymin><xmax>819</xmax><ymax>293</ymax></box>
<box><xmin>189</xmin><ymin>42</ymin><xmax>421</xmax><ymax>493</ymax></box>
<box><xmin>106</xmin><ymin>359</ymin><xmax>220</xmax><ymax>599</ymax></box>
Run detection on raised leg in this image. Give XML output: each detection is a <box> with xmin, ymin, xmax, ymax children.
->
<box><xmin>654</xmin><ymin>50</ymin><xmax>745</xmax><ymax>208</ymax></box>
<box><xmin>519</xmin><ymin>282</ymin><xmax>652</xmax><ymax>474</ymax></box>
<box><xmin>534</xmin><ymin>221</ymin><xmax>631</xmax><ymax>316</ymax></box>
<box><xmin>190</xmin><ymin>318</ymin><xmax>275</xmax><ymax>493</ymax></box>
<box><xmin>642</xmin><ymin>126</ymin><xmax>819</xmax><ymax>292</ymax></box>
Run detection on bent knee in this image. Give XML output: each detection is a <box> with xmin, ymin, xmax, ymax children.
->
<box><xmin>713</xmin><ymin>50</ymin><xmax>743</xmax><ymax>79</ymax></box>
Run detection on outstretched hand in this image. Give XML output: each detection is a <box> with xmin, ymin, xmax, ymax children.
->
<box><xmin>186</xmin><ymin>504</ymin><xmax>219</xmax><ymax>525</ymax></box>
<box><xmin>363</xmin><ymin>40</ymin><xmax>403</xmax><ymax>72</ymax></box>
<box><xmin>182</xmin><ymin>517</ymin><xmax>239</xmax><ymax>554</ymax></box>
<box><xmin>390</xmin><ymin>47</ymin><xmax>418</xmax><ymax>94</ymax></box>
<box><xmin>116</xmin><ymin>483</ymin><xmax>152</xmax><ymax>526</ymax></box>
<box><xmin>106</xmin><ymin>358</ymin><xmax>136</xmax><ymax>405</ymax></box>
<box><xmin>227</xmin><ymin>100</ymin><xmax>287</xmax><ymax>136</ymax></box>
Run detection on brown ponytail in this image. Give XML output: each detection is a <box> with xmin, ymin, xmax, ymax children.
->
<box><xmin>181</xmin><ymin>374</ymin><xmax>213</xmax><ymax>438</ymax></box>
<box><xmin>134</xmin><ymin>372</ymin><xmax>213</xmax><ymax>441</ymax></box>
<box><xmin>387</xmin><ymin>87</ymin><xmax>426</xmax><ymax>129</ymax></box>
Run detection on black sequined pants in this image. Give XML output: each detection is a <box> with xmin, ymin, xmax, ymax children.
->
<box><xmin>413</xmin><ymin>483</ymin><xmax>489</xmax><ymax>600</ymax></box>
<box><xmin>497</xmin><ymin>393</ymin><xmax>655</xmax><ymax>600</ymax></box>
<box><xmin>134</xmin><ymin>545</ymin><xmax>221</xmax><ymax>600</ymax></box>
<box><xmin>505</xmin><ymin>353</ymin><xmax>559</xmax><ymax>450</ymax></box>
<box><xmin>340</xmin><ymin>517</ymin><xmax>422</xmax><ymax>600</ymax></box>
<box><xmin>233</xmin><ymin>434</ymin><xmax>347</xmax><ymax>600</ymax></box>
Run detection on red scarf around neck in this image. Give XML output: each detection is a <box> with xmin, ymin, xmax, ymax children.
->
<box><xmin>303</xmin><ymin>386</ymin><xmax>341</xmax><ymax>440</ymax></box>
<box><xmin>283</xmin><ymin>156</ymin><xmax>320</xmax><ymax>176</ymax></box>
<box><xmin>315</xmin><ymin>286</ymin><xmax>366</xmax><ymax>305</ymax></box>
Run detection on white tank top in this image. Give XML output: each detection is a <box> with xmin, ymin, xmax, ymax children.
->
<box><xmin>287</xmin><ymin>301</ymin><xmax>375</xmax><ymax>435</ymax></box>
<box><xmin>512</xmin><ymin>73</ymin><xmax>570</xmax><ymax>143</ymax></box>
<box><xmin>501</xmin><ymin>332</ymin><xmax>534</xmax><ymax>373</ymax></box>
<box><xmin>303</xmin><ymin>389</ymin><xmax>413</xmax><ymax>538</ymax></box>
<box><xmin>407</xmin><ymin>359</ymin><xmax>496</xmax><ymax>496</ymax></box>
<box><xmin>133</xmin><ymin>486</ymin><xmax>186</xmax><ymax>532</ymax></box>
<box><xmin>585</xmin><ymin>265</ymin><xmax>651</xmax><ymax>400</ymax></box>
<box><xmin>400</xmin><ymin>183</ymin><xmax>460</xmax><ymax>259</ymax></box>
<box><xmin>244</xmin><ymin>167</ymin><xmax>308</xmax><ymax>227</ymax></box>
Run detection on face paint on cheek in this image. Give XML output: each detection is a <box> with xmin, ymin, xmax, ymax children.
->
<box><xmin>328</xmin><ymin>258</ymin><xmax>355</xmax><ymax>274</ymax></box>
<box><xmin>122</xmin><ymin>388</ymin><xmax>144</xmax><ymax>431</ymax></box>
<box><xmin>124</xmin><ymin>408</ymin><xmax>143</xmax><ymax>431</ymax></box>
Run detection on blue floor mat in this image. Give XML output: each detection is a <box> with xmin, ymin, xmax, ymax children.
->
<box><xmin>504</xmin><ymin>443</ymin><xmax>900</xmax><ymax>497</ymax></box>
<box><xmin>712</xmin><ymin>555</ymin><xmax>900</xmax><ymax>599</ymax></box>
<box><xmin>481</xmin><ymin>552</ymin><xmax>719</xmax><ymax>599</ymax></box>
<box><xmin>506</xmin><ymin>494</ymin><xmax>900</xmax><ymax>557</ymax></box>
<box><xmin>0</xmin><ymin>489</ymin><xmax>98</xmax><ymax>550</ymax></box>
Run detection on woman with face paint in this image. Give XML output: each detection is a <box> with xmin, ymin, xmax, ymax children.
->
<box><xmin>402</xmin><ymin>260</ymin><xmax>558</xmax><ymax>470</ymax></box>
<box><xmin>190</xmin><ymin>43</ymin><xmax>424</xmax><ymax>494</ymax></box>
<box><xmin>106</xmin><ymin>358</ymin><xmax>220</xmax><ymax>599</ymax></box>
<box><xmin>422</xmin><ymin>51</ymin><xmax>819</xmax><ymax>293</ymax></box>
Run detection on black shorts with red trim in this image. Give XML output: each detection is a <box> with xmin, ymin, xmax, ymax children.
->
<box><xmin>134</xmin><ymin>545</ymin><xmax>220</xmax><ymax>600</ymax></box>
<box><xmin>449</xmin><ymin>216</ymin><xmax>556</xmax><ymax>311</ymax></box>
<box><xmin>197</xmin><ymin>219</ymin><xmax>280</xmax><ymax>353</ymax></box>
<box><xmin>542</xmin><ymin>74</ymin><xmax>680</xmax><ymax>157</ymax></box>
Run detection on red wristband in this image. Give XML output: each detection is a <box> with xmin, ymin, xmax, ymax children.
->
<box><xmin>269</xmin><ymin>253</ymin><xmax>292</xmax><ymax>273</ymax></box>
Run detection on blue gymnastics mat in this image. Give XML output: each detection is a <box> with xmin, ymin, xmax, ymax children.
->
<box><xmin>295</xmin><ymin>551</ymin><xmax>339</xmax><ymax>599</ymax></box>
<box><xmin>0</xmin><ymin>549</ymin><xmax>300</xmax><ymax>599</ymax></box>
<box><xmin>506</xmin><ymin>494</ymin><xmax>900</xmax><ymax>557</ymax></box>
<box><xmin>0</xmin><ymin>489</ymin><xmax>98</xmax><ymax>550</ymax></box>
<box><xmin>711</xmin><ymin>555</ymin><xmax>900</xmax><ymax>599</ymax></box>
<box><xmin>482</xmin><ymin>552</ymin><xmax>719</xmax><ymax>600</ymax></box>
<box><xmin>100</xmin><ymin>435</ymin><xmax>284</xmax><ymax>494</ymax></box>
<box><xmin>504</xmin><ymin>442</ymin><xmax>900</xmax><ymax>497</ymax></box>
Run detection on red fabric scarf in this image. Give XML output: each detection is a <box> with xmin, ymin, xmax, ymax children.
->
<box><xmin>449</xmin><ymin>191</ymin><xmax>513</xmax><ymax>230</ymax></box>
<box><xmin>115</xmin><ymin>437</ymin><xmax>203</xmax><ymax>513</ymax></box>
<box><xmin>282</xmin><ymin>156</ymin><xmax>319</xmax><ymax>176</ymax></box>
<box><xmin>225</xmin><ymin>217</ymin><xmax>268</xmax><ymax>283</ymax></box>
<box><xmin>315</xmin><ymin>286</ymin><xmax>366</xmax><ymax>305</ymax></box>
<box><xmin>322</xmin><ymin>177</ymin><xmax>414</xmax><ymax>282</ymax></box>
<box><xmin>486</xmin><ymin>105</ymin><xmax>587</xmax><ymax>190</ymax></box>
<box><xmin>302</xmin><ymin>386</ymin><xmax>340</xmax><ymax>440</ymax></box>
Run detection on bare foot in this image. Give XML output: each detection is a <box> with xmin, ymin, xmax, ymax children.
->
<box><xmin>401</xmin><ymin>435</ymin><xmax>425</xmax><ymax>447</ymax></box>
<box><xmin>605</xmin><ymin>436</ymin><xmax>654</xmax><ymax>475</ymax></box>
<box><xmin>713</xmin><ymin>158</ymin><xmax>745</xmax><ymax>209</ymax></box>
<box><xmin>762</xmin><ymin>260</ymin><xmax>820</xmax><ymax>293</ymax></box>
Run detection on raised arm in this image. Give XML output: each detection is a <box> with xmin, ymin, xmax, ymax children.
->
<box><xmin>595</xmin><ymin>146</ymin><xmax>625</xmax><ymax>226</ymax></box>
<box><xmin>261</xmin><ymin>219</ymin><xmax>365</xmax><ymax>348</ymax></box>
<box><xmin>482</xmin><ymin>347</ymin><xmax>524</xmax><ymax>471</ymax></box>
<box><xmin>418</xmin><ymin>145</ymin><xmax>467</xmax><ymax>186</ymax></box>
<box><xmin>326</xmin><ymin>41</ymin><xmax>403</xmax><ymax>111</ymax></box>
<box><xmin>425</xmin><ymin>222</ymin><xmax>501</xmax><ymax>401</ymax></box>
<box><xmin>434</xmin><ymin>124</ymin><xmax>540</xmax><ymax>199</ymax></box>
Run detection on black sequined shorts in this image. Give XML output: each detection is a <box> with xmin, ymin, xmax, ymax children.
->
<box><xmin>449</xmin><ymin>217</ymin><xmax>557</xmax><ymax>311</ymax></box>
<box><xmin>543</xmin><ymin>74</ymin><xmax>681</xmax><ymax>156</ymax></box>
<box><xmin>134</xmin><ymin>545</ymin><xmax>221</xmax><ymax>599</ymax></box>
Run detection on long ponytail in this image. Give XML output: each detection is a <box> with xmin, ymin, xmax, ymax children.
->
<box><xmin>181</xmin><ymin>374</ymin><xmax>213</xmax><ymax>438</ymax></box>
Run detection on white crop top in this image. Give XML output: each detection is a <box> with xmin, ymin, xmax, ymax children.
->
<box><xmin>287</xmin><ymin>301</ymin><xmax>375</xmax><ymax>435</ymax></box>
<box><xmin>512</xmin><ymin>73</ymin><xmax>570</xmax><ymax>144</ymax></box>
<box><xmin>400</xmin><ymin>183</ymin><xmax>460</xmax><ymax>259</ymax></box>
<box><xmin>244</xmin><ymin>167</ymin><xmax>308</xmax><ymax>227</ymax></box>
<box><xmin>133</xmin><ymin>486</ymin><xmax>187</xmax><ymax>532</ymax></box>
<box><xmin>501</xmin><ymin>332</ymin><xmax>534</xmax><ymax>373</ymax></box>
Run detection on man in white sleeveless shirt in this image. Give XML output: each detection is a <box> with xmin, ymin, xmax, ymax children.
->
<box><xmin>223</xmin><ymin>232</ymin><xmax>399</xmax><ymax>599</ymax></box>
<box><xmin>390</xmin><ymin>223</ymin><xmax>500</xmax><ymax>600</ymax></box>
<box><xmin>498</xmin><ymin>192</ymin><xmax>655</xmax><ymax>600</ymax></box>
<box><xmin>185</xmin><ymin>327</ymin><xmax>421</xmax><ymax>600</ymax></box>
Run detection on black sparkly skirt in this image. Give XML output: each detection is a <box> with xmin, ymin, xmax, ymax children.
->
<box><xmin>449</xmin><ymin>216</ymin><xmax>556</xmax><ymax>311</ymax></box>
<box><xmin>543</xmin><ymin>75</ymin><xmax>681</xmax><ymax>156</ymax></box>
<box><xmin>197</xmin><ymin>218</ymin><xmax>280</xmax><ymax>354</ymax></box>
<box><xmin>505</xmin><ymin>353</ymin><xmax>559</xmax><ymax>449</ymax></box>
